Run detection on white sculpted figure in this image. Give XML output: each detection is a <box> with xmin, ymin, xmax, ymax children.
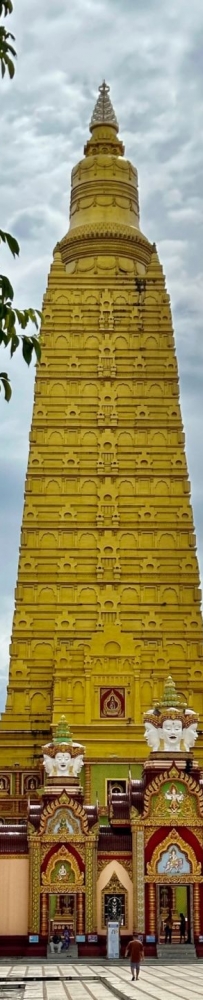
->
<box><xmin>183</xmin><ymin>722</ymin><xmax>198</xmax><ymax>751</ymax></box>
<box><xmin>72</xmin><ymin>753</ymin><xmax>84</xmax><ymax>777</ymax></box>
<box><xmin>43</xmin><ymin>754</ymin><xmax>54</xmax><ymax>776</ymax></box>
<box><xmin>144</xmin><ymin>721</ymin><xmax>160</xmax><ymax>752</ymax></box>
<box><xmin>143</xmin><ymin>676</ymin><xmax>199</xmax><ymax>754</ymax></box>
<box><xmin>162</xmin><ymin>718</ymin><xmax>183</xmax><ymax>751</ymax></box>
<box><xmin>42</xmin><ymin>716</ymin><xmax>85</xmax><ymax>780</ymax></box>
<box><xmin>53</xmin><ymin>751</ymin><xmax>72</xmax><ymax>776</ymax></box>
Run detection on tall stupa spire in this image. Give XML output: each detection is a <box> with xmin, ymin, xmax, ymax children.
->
<box><xmin>0</xmin><ymin>82</ymin><xmax>203</xmax><ymax>777</ymax></box>
<box><xmin>90</xmin><ymin>80</ymin><xmax>119</xmax><ymax>132</ymax></box>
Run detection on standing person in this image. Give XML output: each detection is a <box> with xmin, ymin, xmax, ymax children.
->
<box><xmin>179</xmin><ymin>913</ymin><xmax>186</xmax><ymax>943</ymax></box>
<box><xmin>61</xmin><ymin>926</ymin><xmax>70</xmax><ymax>951</ymax></box>
<box><xmin>125</xmin><ymin>933</ymin><xmax>144</xmax><ymax>982</ymax></box>
<box><xmin>164</xmin><ymin>910</ymin><xmax>173</xmax><ymax>944</ymax></box>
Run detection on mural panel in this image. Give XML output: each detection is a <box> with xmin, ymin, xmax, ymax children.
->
<box><xmin>100</xmin><ymin>688</ymin><xmax>125</xmax><ymax>718</ymax></box>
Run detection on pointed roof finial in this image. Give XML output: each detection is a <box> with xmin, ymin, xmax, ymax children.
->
<box><xmin>161</xmin><ymin>675</ymin><xmax>185</xmax><ymax>709</ymax></box>
<box><xmin>54</xmin><ymin>714</ymin><xmax>71</xmax><ymax>745</ymax></box>
<box><xmin>90</xmin><ymin>80</ymin><xmax>119</xmax><ymax>132</ymax></box>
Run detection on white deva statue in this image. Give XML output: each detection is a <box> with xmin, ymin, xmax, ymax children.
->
<box><xmin>144</xmin><ymin>676</ymin><xmax>198</xmax><ymax>754</ymax></box>
<box><xmin>42</xmin><ymin>716</ymin><xmax>84</xmax><ymax>778</ymax></box>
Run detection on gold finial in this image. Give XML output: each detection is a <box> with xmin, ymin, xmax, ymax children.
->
<box><xmin>90</xmin><ymin>80</ymin><xmax>119</xmax><ymax>132</ymax></box>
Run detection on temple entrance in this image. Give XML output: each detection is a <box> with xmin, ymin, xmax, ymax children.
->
<box><xmin>49</xmin><ymin>893</ymin><xmax>75</xmax><ymax>951</ymax></box>
<box><xmin>157</xmin><ymin>885</ymin><xmax>192</xmax><ymax>943</ymax></box>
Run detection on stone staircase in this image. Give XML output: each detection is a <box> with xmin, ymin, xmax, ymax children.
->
<box><xmin>157</xmin><ymin>943</ymin><xmax>197</xmax><ymax>963</ymax></box>
<box><xmin>47</xmin><ymin>943</ymin><xmax>78</xmax><ymax>960</ymax></box>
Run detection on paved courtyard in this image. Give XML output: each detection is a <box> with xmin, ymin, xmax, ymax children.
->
<box><xmin>1</xmin><ymin>963</ymin><xmax>203</xmax><ymax>1000</ymax></box>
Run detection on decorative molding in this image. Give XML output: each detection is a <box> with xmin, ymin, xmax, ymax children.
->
<box><xmin>41</xmin><ymin>878</ymin><xmax>85</xmax><ymax>894</ymax></box>
<box><xmin>40</xmin><ymin>832</ymin><xmax>86</xmax><ymax>845</ymax></box>
<box><xmin>194</xmin><ymin>884</ymin><xmax>200</xmax><ymax>935</ymax></box>
<box><xmin>58</xmin><ymin>222</ymin><xmax>152</xmax><ymax>251</ymax></box>
<box><xmin>146</xmin><ymin>873</ymin><xmax>203</xmax><ymax>885</ymax></box>
<box><xmin>97</xmin><ymin>856</ymin><xmax>132</xmax><ymax>879</ymax></box>
<box><xmin>131</xmin><ymin>828</ymin><xmax>137</xmax><ymax>931</ymax></box>
<box><xmin>29</xmin><ymin>840</ymin><xmax>41</xmax><ymax>934</ymax></box>
<box><xmin>40</xmin><ymin>839</ymin><xmax>85</xmax><ymax>861</ymax></box>
<box><xmin>136</xmin><ymin>829</ymin><xmax>145</xmax><ymax>932</ymax></box>
<box><xmin>85</xmin><ymin>837</ymin><xmax>98</xmax><ymax>934</ymax></box>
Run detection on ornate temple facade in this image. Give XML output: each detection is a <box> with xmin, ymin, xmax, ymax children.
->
<box><xmin>0</xmin><ymin>83</ymin><xmax>203</xmax><ymax>956</ymax></box>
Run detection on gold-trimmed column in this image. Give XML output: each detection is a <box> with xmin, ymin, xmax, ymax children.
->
<box><xmin>134</xmin><ymin>671</ymin><xmax>141</xmax><ymax>724</ymax></box>
<box><xmin>136</xmin><ymin>829</ymin><xmax>145</xmax><ymax>933</ymax></box>
<box><xmin>28</xmin><ymin>831</ymin><xmax>41</xmax><ymax>934</ymax></box>
<box><xmin>149</xmin><ymin>884</ymin><xmax>156</xmax><ymax>935</ymax></box>
<box><xmin>85</xmin><ymin>762</ymin><xmax>91</xmax><ymax>805</ymax></box>
<box><xmin>77</xmin><ymin>892</ymin><xmax>84</xmax><ymax>935</ymax></box>
<box><xmin>131</xmin><ymin>812</ymin><xmax>145</xmax><ymax>934</ymax></box>
<box><xmin>85</xmin><ymin>827</ymin><xmax>99</xmax><ymax>933</ymax></box>
<box><xmin>194</xmin><ymin>884</ymin><xmax>200</xmax><ymax>936</ymax></box>
<box><xmin>131</xmin><ymin>823</ymin><xmax>137</xmax><ymax>931</ymax></box>
<box><xmin>41</xmin><ymin>892</ymin><xmax>48</xmax><ymax>936</ymax></box>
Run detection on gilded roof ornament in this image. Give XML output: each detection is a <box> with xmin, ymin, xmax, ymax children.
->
<box><xmin>90</xmin><ymin>80</ymin><xmax>119</xmax><ymax>132</ymax></box>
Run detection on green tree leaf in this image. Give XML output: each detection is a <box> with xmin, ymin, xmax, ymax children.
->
<box><xmin>0</xmin><ymin>371</ymin><xmax>12</xmax><ymax>401</ymax></box>
<box><xmin>22</xmin><ymin>336</ymin><xmax>33</xmax><ymax>366</ymax></box>
<box><xmin>0</xmin><ymin>229</ymin><xmax>19</xmax><ymax>257</ymax></box>
<box><xmin>0</xmin><ymin>273</ymin><xmax>14</xmax><ymax>301</ymax></box>
<box><xmin>0</xmin><ymin>1</ymin><xmax>41</xmax><ymax>402</ymax></box>
<box><xmin>0</xmin><ymin>3</ymin><xmax>13</xmax><ymax>15</ymax></box>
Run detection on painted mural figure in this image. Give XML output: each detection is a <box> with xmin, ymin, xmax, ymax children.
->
<box><xmin>164</xmin><ymin>784</ymin><xmax>184</xmax><ymax>812</ymax></box>
<box><xmin>164</xmin><ymin>848</ymin><xmax>183</xmax><ymax>873</ymax></box>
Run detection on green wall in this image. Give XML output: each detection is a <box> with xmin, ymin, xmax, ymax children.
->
<box><xmin>91</xmin><ymin>761</ymin><xmax>142</xmax><ymax>805</ymax></box>
<box><xmin>175</xmin><ymin>886</ymin><xmax>187</xmax><ymax>916</ymax></box>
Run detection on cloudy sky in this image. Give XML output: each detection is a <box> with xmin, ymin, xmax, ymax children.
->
<box><xmin>0</xmin><ymin>0</ymin><xmax>203</xmax><ymax>711</ymax></box>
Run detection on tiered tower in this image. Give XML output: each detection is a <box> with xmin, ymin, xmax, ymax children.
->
<box><xmin>1</xmin><ymin>82</ymin><xmax>203</xmax><ymax>773</ymax></box>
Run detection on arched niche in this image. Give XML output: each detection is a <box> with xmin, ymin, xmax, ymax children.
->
<box><xmin>73</xmin><ymin>681</ymin><xmax>84</xmax><ymax>706</ymax></box>
<box><xmin>49</xmin><ymin>383</ymin><xmax>66</xmax><ymax>396</ymax></box>
<box><xmin>81</xmin><ymin>432</ymin><xmax>97</xmax><ymax>446</ymax></box>
<box><xmin>39</xmin><ymin>532</ymin><xmax>57</xmax><ymax>548</ymax></box>
<box><xmin>80</xmin><ymin>480</ymin><xmax>97</xmax><ymax>495</ymax></box>
<box><xmin>120</xmin><ymin>533</ymin><xmax>136</xmax><ymax>549</ymax></box>
<box><xmin>30</xmin><ymin>692</ymin><xmax>47</xmax><ymax>714</ymax></box>
<box><xmin>45</xmin><ymin>480</ymin><xmax>61</xmax><ymax>495</ymax></box>
<box><xmin>79</xmin><ymin>533</ymin><xmax>97</xmax><ymax>549</ymax></box>
<box><xmin>157</xmin><ymin>533</ymin><xmax>176</xmax><ymax>549</ymax></box>
<box><xmin>97</xmin><ymin>861</ymin><xmax>133</xmax><ymax>936</ymax></box>
<box><xmin>48</xmin><ymin>431</ymin><xmax>63</xmax><ymax>445</ymax></box>
<box><xmin>38</xmin><ymin>587</ymin><xmax>56</xmax><ymax>604</ymax></box>
<box><xmin>79</xmin><ymin>588</ymin><xmax>97</xmax><ymax>605</ymax></box>
<box><xmin>32</xmin><ymin>642</ymin><xmax>53</xmax><ymax>660</ymax></box>
<box><xmin>82</xmin><ymin>383</ymin><xmax>98</xmax><ymax>397</ymax></box>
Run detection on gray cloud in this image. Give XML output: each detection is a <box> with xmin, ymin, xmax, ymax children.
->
<box><xmin>0</xmin><ymin>0</ymin><xmax>203</xmax><ymax>709</ymax></box>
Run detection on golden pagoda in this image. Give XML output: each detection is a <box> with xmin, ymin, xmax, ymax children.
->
<box><xmin>1</xmin><ymin>80</ymin><xmax>203</xmax><ymax>791</ymax></box>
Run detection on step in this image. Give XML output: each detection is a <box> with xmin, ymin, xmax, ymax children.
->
<box><xmin>157</xmin><ymin>944</ymin><xmax>197</xmax><ymax>963</ymax></box>
<box><xmin>47</xmin><ymin>944</ymin><xmax>78</xmax><ymax>959</ymax></box>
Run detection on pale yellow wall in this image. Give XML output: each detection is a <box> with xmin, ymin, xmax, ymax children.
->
<box><xmin>0</xmin><ymin>858</ymin><xmax>29</xmax><ymax>935</ymax></box>
<box><xmin>97</xmin><ymin>860</ymin><xmax>133</xmax><ymax>935</ymax></box>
